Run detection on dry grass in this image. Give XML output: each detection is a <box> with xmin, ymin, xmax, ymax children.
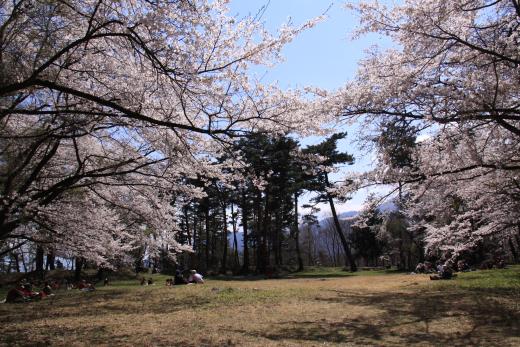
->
<box><xmin>1</xmin><ymin>268</ymin><xmax>519</xmax><ymax>346</ymax></box>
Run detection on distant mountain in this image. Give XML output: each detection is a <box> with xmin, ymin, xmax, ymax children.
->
<box><xmin>320</xmin><ymin>200</ymin><xmax>398</xmax><ymax>227</ymax></box>
<box><xmin>227</xmin><ymin>200</ymin><xmax>399</xmax><ymax>251</ymax></box>
<box><xmin>337</xmin><ymin>211</ymin><xmax>359</xmax><ymax>219</ymax></box>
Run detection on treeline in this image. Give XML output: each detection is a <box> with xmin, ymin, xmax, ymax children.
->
<box><xmin>117</xmin><ymin>132</ymin><xmax>359</xmax><ymax>274</ymax></box>
<box><xmin>3</xmin><ymin>130</ymin><xmax>518</xmax><ymax>277</ymax></box>
<box><xmin>170</xmin><ymin>132</ymin><xmax>357</xmax><ymax>274</ymax></box>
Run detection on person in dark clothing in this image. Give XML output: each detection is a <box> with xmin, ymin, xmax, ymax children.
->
<box><xmin>5</xmin><ymin>285</ymin><xmax>26</xmax><ymax>303</ymax></box>
<box><xmin>430</xmin><ymin>263</ymin><xmax>453</xmax><ymax>280</ymax></box>
<box><xmin>42</xmin><ymin>282</ymin><xmax>53</xmax><ymax>296</ymax></box>
<box><xmin>173</xmin><ymin>270</ymin><xmax>188</xmax><ymax>285</ymax></box>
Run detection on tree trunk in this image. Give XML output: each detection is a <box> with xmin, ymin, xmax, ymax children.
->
<box><xmin>20</xmin><ymin>248</ymin><xmax>28</xmax><ymax>273</ymax></box>
<box><xmin>6</xmin><ymin>257</ymin><xmax>12</xmax><ymax>273</ymax></box>
<box><xmin>46</xmin><ymin>249</ymin><xmax>55</xmax><ymax>270</ymax></box>
<box><xmin>35</xmin><ymin>245</ymin><xmax>45</xmax><ymax>278</ymax></box>
<box><xmin>12</xmin><ymin>252</ymin><xmax>20</xmax><ymax>272</ymax></box>
<box><xmin>221</xmin><ymin>203</ymin><xmax>228</xmax><ymax>273</ymax></box>
<box><xmin>416</xmin><ymin>239</ymin><xmax>425</xmax><ymax>263</ymax></box>
<box><xmin>257</xmin><ymin>190</ymin><xmax>270</xmax><ymax>274</ymax></box>
<box><xmin>306</xmin><ymin>227</ymin><xmax>314</xmax><ymax>265</ymax></box>
<box><xmin>398</xmin><ymin>238</ymin><xmax>406</xmax><ymax>270</ymax></box>
<box><xmin>97</xmin><ymin>267</ymin><xmax>106</xmax><ymax>281</ymax></box>
<box><xmin>135</xmin><ymin>254</ymin><xmax>144</xmax><ymax>274</ymax></box>
<box><xmin>326</xmin><ymin>176</ymin><xmax>357</xmax><ymax>272</ymax></box>
<box><xmin>241</xmin><ymin>194</ymin><xmax>250</xmax><ymax>274</ymax></box>
<box><xmin>193</xmin><ymin>218</ymin><xmax>200</xmax><ymax>269</ymax></box>
<box><xmin>515</xmin><ymin>231</ymin><xmax>520</xmax><ymax>263</ymax></box>
<box><xmin>509</xmin><ymin>237</ymin><xmax>518</xmax><ymax>263</ymax></box>
<box><xmin>273</xmin><ymin>210</ymin><xmax>281</xmax><ymax>267</ymax></box>
<box><xmin>204</xmin><ymin>202</ymin><xmax>210</xmax><ymax>271</ymax></box>
<box><xmin>294</xmin><ymin>193</ymin><xmax>303</xmax><ymax>271</ymax></box>
<box><xmin>184</xmin><ymin>207</ymin><xmax>192</xmax><ymax>246</ymax></box>
<box><xmin>231</xmin><ymin>203</ymin><xmax>240</xmax><ymax>270</ymax></box>
<box><xmin>74</xmin><ymin>257</ymin><xmax>84</xmax><ymax>282</ymax></box>
<box><xmin>210</xmin><ymin>213</ymin><xmax>218</xmax><ymax>269</ymax></box>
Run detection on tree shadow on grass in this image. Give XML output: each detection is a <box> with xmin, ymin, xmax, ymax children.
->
<box><xmin>209</xmin><ymin>272</ymin><xmax>360</xmax><ymax>281</ymax></box>
<box><xmin>0</xmin><ymin>287</ymin><xmax>213</xmax><ymax>325</ymax></box>
<box><xmin>287</xmin><ymin>273</ymin><xmax>358</xmax><ymax>279</ymax></box>
<box><xmin>230</xmin><ymin>289</ymin><xmax>520</xmax><ymax>346</ymax></box>
<box><xmin>210</xmin><ymin>269</ymin><xmax>402</xmax><ymax>281</ymax></box>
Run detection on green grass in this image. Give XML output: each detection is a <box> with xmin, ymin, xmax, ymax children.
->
<box><xmin>1</xmin><ymin>266</ymin><xmax>519</xmax><ymax>346</ymax></box>
<box><xmin>292</xmin><ymin>266</ymin><xmax>401</xmax><ymax>278</ymax></box>
<box><xmin>434</xmin><ymin>266</ymin><xmax>520</xmax><ymax>294</ymax></box>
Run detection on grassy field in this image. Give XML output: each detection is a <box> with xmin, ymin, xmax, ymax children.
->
<box><xmin>1</xmin><ymin>267</ymin><xmax>519</xmax><ymax>346</ymax></box>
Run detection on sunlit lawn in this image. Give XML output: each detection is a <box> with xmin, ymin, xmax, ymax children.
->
<box><xmin>1</xmin><ymin>266</ymin><xmax>519</xmax><ymax>346</ymax></box>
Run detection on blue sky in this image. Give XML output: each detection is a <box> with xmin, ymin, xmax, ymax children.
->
<box><xmin>229</xmin><ymin>1</ymin><xmax>394</xmax><ymax>214</ymax></box>
<box><xmin>229</xmin><ymin>0</ymin><xmax>392</xmax><ymax>89</ymax></box>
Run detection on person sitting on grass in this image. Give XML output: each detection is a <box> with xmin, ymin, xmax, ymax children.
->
<box><xmin>430</xmin><ymin>263</ymin><xmax>453</xmax><ymax>280</ymax></box>
<box><xmin>423</xmin><ymin>261</ymin><xmax>434</xmax><ymax>273</ymax></box>
<box><xmin>5</xmin><ymin>283</ymin><xmax>28</xmax><ymax>303</ymax></box>
<box><xmin>51</xmin><ymin>280</ymin><xmax>60</xmax><ymax>290</ymax></box>
<box><xmin>77</xmin><ymin>280</ymin><xmax>95</xmax><ymax>291</ymax></box>
<box><xmin>21</xmin><ymin>283</ymin><xmax>42</xmax><ymax>300</ymax></box>
<box><xmin>173</xmin><ymin>270</ymin><xmax>188</xmax><ymax>285</ymax></box>
<box><xmin>187</xmin><ymin>270</ymin><xmax>204</xmax><ymax>284</ymax></box>
<box><xmin>5</xmin><ymin>282</ymin><xmax>44</xmax><ymax>302</ymax></box>
<box><xmin>41</xmin><ymin>281</ymin><xmax>54</xmax><ymax>297</ymax></box>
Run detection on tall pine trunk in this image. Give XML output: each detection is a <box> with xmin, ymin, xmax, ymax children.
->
<box><xmin>231</xmin><ymin>203</ymin><xmax>240</xmax><ymax>270</ymax></box>
<box><xmin>184</xmin><ymin>207</ymin><xmax>192</xmax><ymax>246</ymax></box>
<box><xmin>241</xmin><ymin>194</ymin><xmax>250</xmax><ymax>274</ymax></box>
<box><xmin>325</xmin><ymin>174</ymin><xmax>357</xmax><ymax>272</ymax></box>
<box><xmin>204</xmin><ymin>202</ymin><xmax>210</xmax><ymax>271</ymax></box>
<box><xmin>257</xmin><ymin>190</ymin><xmax>270</xmax><ymax>274</ymax></box>
<box><xmin>294</xmin><ymin>192</ymin><xmax>303</xmax><ymax>271</ymax></box>
<box><xmin>221</xmin><ymin>203</ymin><xmax>228</xmax><ymax>274</ymax></box>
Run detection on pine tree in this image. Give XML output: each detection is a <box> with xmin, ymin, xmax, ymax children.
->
<box><xmin>303</xmin><ymin>133</ymin><xmax>358</xmax><ymax>272</ymax></box>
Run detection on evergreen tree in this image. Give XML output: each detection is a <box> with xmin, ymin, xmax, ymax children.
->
<box><xmin>303</xmin><ymin>133</ymin><xmax>358</xmax><ymax>272</ymax></box>
<box><xmin>350</xmin><ymin>199</ymin><xmax>385</xmax><ymax>266</ymax></box>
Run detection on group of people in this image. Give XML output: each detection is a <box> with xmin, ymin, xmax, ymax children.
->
<box><xmin>76</xmin><ymin>279</ymin><xmax>96</xmax><ymax>291</ymax></box>
<box><xmin>139</xmin><ymin>269</ymin><xmax>204</xmax><ymax>287</ymax></box>
<box><xmin>415</xmin><ymin>260</ymin><xmax>471</xmax><ymax>280</ymax></box>
<box><xmin>414</xmin><ymin>261</ymin><xmax>456</xmax><ymax>280</ymax></box>
<box><xmin>140</xmin><ymin>277</ymin><xmax>154</xmax><ymax>286</ymax></box>
<box><xmin>429</xmin><ymin>263</ymin><xmax>455</xmax><ymax>280</ymax></box>
<box><xmin>4</xmin><ymin>280</ymin><xmax>55</xmax><ymax>303</ymax></box>
<box><xmin>165</xmin><ymin>269</ymin><xmax>204</xmax><ymax>286</ymax></box>
<box><xmin>4</xmin><ymin>269</ymin><xmax>206</xmax><ymax>303</ymax></box>
<box><xmin>415</xmin><ymin>257</ymin><xmax>507</xmax><ymax>279</ymax></box>
<box><xmin>3</xmin><ymin>278</ymin><xmax>99</xmax><ymax>303</ymax></box>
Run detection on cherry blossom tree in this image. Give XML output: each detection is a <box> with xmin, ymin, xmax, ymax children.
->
<box><xmin>0</xmin><ymin>0</ymin><xmax>329</xmax><ymax>266</ymax></box>
<box><xmin>339</xmin><ymin>0</ymin><xmax>520</xmax><ymax>263</ymax></box>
